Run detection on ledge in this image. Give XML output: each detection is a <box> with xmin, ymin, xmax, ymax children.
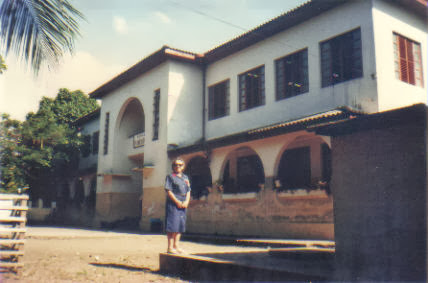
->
<box><xmin>97</xmin><ymin>173</ymin><xmax>132</xmax><ymax>178</ymax></box>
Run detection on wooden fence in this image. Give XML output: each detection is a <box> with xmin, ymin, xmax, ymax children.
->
<box><xmin>0</xmin><ymin>194</ymin><xmax>28</xmax><ymax>272</ymax></box>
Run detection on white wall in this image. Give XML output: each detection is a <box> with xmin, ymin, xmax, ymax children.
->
<box><xmin>78</xmin><ymin>116</ymin><xmax>99</xmax><ymax>171</ymax></box>
<box><xmin>372</xmin><ymin>0</ymin><xmax>428</xmax><ymax>111</ymax></box>
<box><xmin>205</xmin><ymin>0</ymin><xmax>377</xmax><ymax>140</ymax></box>
<box><xmin>97</xmin><ymin>63</ymin><xmax>170</xmax><ymax>193</ymax></box>
<box><xmin>167</xmin><ymin>61</ymin><xmax>203</xmax><ymax>147</ymax></box>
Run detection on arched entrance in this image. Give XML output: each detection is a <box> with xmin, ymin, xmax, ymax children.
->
<box><xmin>221</xmin><ymin>147</ymin><xmax>265</xmax><ymax>194</ymax></box>
<box><xmin>276</xmin><ymin>135</ymin><xmax>331</xmax><ymax>193</ymax></box>
<box><xmin>110</xmin><ymin>98</ymin><xmax>145</xmax><ymax>221</ymax></box>
<box><xmin>185</xmin><ymin>156</ymin><xmax>212</xmax><ymax>199</ymax></box>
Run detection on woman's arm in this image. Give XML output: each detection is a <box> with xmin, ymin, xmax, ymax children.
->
<box><xmin>182</xmin><ymin>191</ymin><xmax>191</xmax><ymax>208</ymax></box>
<box><xmin>167</xmin><ymin>190</ymin><xmax>184</xmax><ymax>208</ymax></box>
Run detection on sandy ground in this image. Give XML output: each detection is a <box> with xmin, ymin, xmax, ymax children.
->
<box><xmin>1</xmin><ymin>226</ymin><xmax>261</xmax><ymax>282</ymax></box>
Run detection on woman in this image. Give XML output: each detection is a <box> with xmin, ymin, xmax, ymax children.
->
<box><xmin>164</xmin><ymin>158</ymin><xmax>191</xmax><ymax>254</ymax></box>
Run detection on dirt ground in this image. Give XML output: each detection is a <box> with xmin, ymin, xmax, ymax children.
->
<box><xmin>1</xmin><ymin>226</ymin><xmax>259</xmax><ymax>282</ymax></box>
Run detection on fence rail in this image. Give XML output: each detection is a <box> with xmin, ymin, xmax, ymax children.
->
<box><xmin>0</xmin><ymin>194</ymin><xmax>28</xmax><ymax>273</ymax></box>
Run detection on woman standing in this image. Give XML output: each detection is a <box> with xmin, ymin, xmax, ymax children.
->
<box><xmin>165</xmin><ymin>158</ymin><xmax>191</xmax><ymax>254</ymax></box>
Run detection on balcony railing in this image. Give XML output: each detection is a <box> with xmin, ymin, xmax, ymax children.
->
<box><xmin>132</xmin><ymin>132</ymin><xmax>145</xmax><ymax>148</ymax></box>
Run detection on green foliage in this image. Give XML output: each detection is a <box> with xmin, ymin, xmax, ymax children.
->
<box><xmin>0</xmin><ymin>88</ymin><xmax>99</xmax><ymax>196</ymax></box>
<box><xmin>0</xmin><ymin>0</ymin><xmax>84</xmax><ymax>74</ymax></box>
<box><xmin>0</xmin><ymin>55</ymin><xmax>6</xmax><ymax>74</ymax></box>
<box><xmin>0</xmin><ymin>114</ymin><xmax>27</xmax><ymax>193</ymax></box>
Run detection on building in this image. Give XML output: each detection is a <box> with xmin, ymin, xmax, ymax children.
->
<box><xmin>88</xmin><ymin>0</ymin><xmax>427</xmax><ymax>238</ymax></box>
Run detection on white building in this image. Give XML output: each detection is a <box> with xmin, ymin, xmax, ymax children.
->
<box><xmin>88</xmin><ymin>0</ymin><xmax>427</xmax><ymax>238</ymax></box>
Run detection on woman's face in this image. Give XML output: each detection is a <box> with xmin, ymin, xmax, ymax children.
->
<box><xmin>173</xmin><ymin>161</ymin><xmax>185</xmax><ymax>173</ymax></box>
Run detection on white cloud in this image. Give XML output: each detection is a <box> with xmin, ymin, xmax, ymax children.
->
<box><xmin>0</xmin><ymin>52</ymin><xmax>124</xmax><ymax>120</ymax></box>
<box><xmin>154</xmin><ymin>11</ymin><xmax>172</xmax><ymax>24</ymax></box>
<box><xmin>113</xmin><ymin>16</ymin><xmax>129</xmax><ymax>34</ymax></box>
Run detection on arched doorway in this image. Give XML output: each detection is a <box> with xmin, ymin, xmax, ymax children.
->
<box><xmin>185</xmin><ymin>156</ymin><xmax>212</xmax><ymax>199</ymax></box>
<box><xmin>221</xmin><ymin>147</ymin><xmax>265</xmax><ymax>194</ymax></box>
<box><xmin>276</xmin><ymin>135</ymin><xmax>331</xmax><ymax>193</ymax></box>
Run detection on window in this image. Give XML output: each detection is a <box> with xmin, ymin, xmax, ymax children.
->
<box><xmin>277</xmin><ymin>147</ymin><xmax>311</xmax><ymax>190</ymax></box>
<box><xmin>153</xmin><ymin>89</ymin><xmax>160</xmax><ymax>140</ymax></box>
<box><xmin>238</xmin><ymin>66</ymin><xmax>265</xmax><ymax>111</ymax></box>
<box><xmin>393</xmin><ymin>33</ymin><xmax>424</xmax><ymax>87</ymax></box>
<box><xmin>276</xmin><ymin>49</ymin><xmax>309</xmax><ymax>100</ymax></box>
<box><xmin>92</xmin><ymin>131</ymin><xmax>99</xmax><ymax>155</ymax></box>
<box><xmin>208</xmin><ymin>80</ymin><xmax>229</xmax><ymax>120</ymax></box>
<box><xmin>103</xmin><ymin>112</ymin><xmax>109</xmax><ymax>155</ymax></box>
<box><xmin>320</xmin><ymin>28</ymin><xmax>362</xmax><ymax>87</ymax></box>
<box><xmin>81</xmin><ymin>135</ymin><xmax>91</xmax><ymax>158</ymax></box>
<box><xmin>221</xmin><ymin>148</ymin><xmax>265</xmax><ymax>194</ymax></box>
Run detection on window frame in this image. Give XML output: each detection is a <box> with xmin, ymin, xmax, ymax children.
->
<box><xmin>152</xmin><ymin>89</ymin><xmax>160</xmax><ymax>141</ymax></box>
<box><xmin>393</xmin><ymin>32</ymin><xmax>424</xmax><ymax>87</ymax></box>
<box><xmin>208</xmin><ymin>79</ymin><xmax>230</xmax><ymax>120</ymax></box>
<box><xmin>103</xmin><ymin>112</ymin><xmax>109</xmax><ymax>155</ymax></box>
<box><xmin>238</xmin><ymin>65</ymin><xmax>265</xmax><ymax>112</ymax></box>
<box><xmin>275</xmin><ymin>48</ymin><xmax>309</xmax><ymax>100</ymax></box>
<box><xmin>320</xmin><ymin>27</ymin><xmax>363</xmax><ymax>87</ymax></box>
<box><xmin>92</xmin><ymin>131</ymin><xmax>99</xmax><ymax>155</ymax></box>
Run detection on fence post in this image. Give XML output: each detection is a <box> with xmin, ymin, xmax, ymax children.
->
<box><xmin>0</xmin><ymin>193</ymin><xmax>29</xmax><ymax>272</ymax></box>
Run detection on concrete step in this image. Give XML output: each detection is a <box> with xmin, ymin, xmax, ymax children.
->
<box><xmin>159</xmin><ymin>249</ymin><xmax>333</xmax><ymax>281</ymax></box>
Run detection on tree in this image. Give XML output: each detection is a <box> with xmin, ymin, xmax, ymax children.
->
<box><xmin>0</xmin><ymin>54</ymin><xmax>6</xmax><ymax>74</ymax></box>
<box><xmin>0</xmin><ymin>88</ymin><xmax>99</xmax><ymax>198</ymax></box>
<box><xmin>0</xmin><ymin>114</ymin><xmax>27</xmax><ymax>193</ymax></box>
<box><xmin>0</xmin><ymin>0</ymin><xmax>84</xmax><ymax>74</ymax></box>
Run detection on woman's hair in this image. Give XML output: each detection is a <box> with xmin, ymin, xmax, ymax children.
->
<box><xmin>171</xmin><ymin>157</ymin><xmax>185</xmax><ymax>169</ymax></box>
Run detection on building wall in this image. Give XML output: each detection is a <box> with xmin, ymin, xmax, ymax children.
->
<box><xmin>205</xmin><ymin>0</ymin><xmax>378</xmax><ymax>140</ymax></box>
<box><xmin>181</xmin><ymin>132</ymin><xmax>334</xmax><ymax>238</ymax></box>
<box><xmin>187</xmin><ymin>188</ymin><xmax>334</xmax><ymax>239</ymax></box>
<box><xmin>167</xmin><ymin>61</ymin><xmax>204</xmax><ymax>147</ymax></box>
<box><xmin>95</xmin><ymin>63</ymin><xmax>170</xmax><ymax>223</ymax></box>
<box><xmin>78</xmin><ymin>116</ymin><xmax>99</xmax><ymax>172</ymax></box>
<box><xmin>372</xmin><ymin>0</ymin><xmax>428</xmax><ymax>111</ymax></box>
<box><xmin>330</xmin><ymin>111</ymin><xmax>427</xmax><ymax>281</ymax></box>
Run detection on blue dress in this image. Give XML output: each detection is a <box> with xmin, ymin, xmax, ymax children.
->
<box><xmin>165</xmin><ymin>173</ymin><xmax>191</xmax><ymax>233</ymax></box>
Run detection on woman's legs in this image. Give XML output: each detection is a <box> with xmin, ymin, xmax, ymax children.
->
<box><xmin>167</xmin><ymin>232</ymin><xmax>175</xmax><ymax>252</ymax></box>
<box><xmin>173</xmin><ymin>233</ymin><xmax>181</xmax><ymax>250</ymax></box>
<box><xmin>167</xmin><ymin>232</ymin><xmax>183</xmax><ymax>253</ymax></box>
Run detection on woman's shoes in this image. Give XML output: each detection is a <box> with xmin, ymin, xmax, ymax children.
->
<box><xmin>167</xmin><ymin>247</ymin><xmax>186</xmax><ymax>254</ymax></box>
<box><xmin>167</xmin><ymin>248</ymin><xmax>178</xmax><ymax>254</ymax></box>
<box><xmin>175</xmin><ymin>247</ymin><xmax>186</xmax><ymax>254</ymax></box>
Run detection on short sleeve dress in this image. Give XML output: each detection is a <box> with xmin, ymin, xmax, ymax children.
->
<box><xmin>165</xmin><ymin>173</ymin><xmax>191</xmax><ymax>233</ymax></box>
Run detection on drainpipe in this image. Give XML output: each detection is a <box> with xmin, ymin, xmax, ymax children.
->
<box><xmin>202</xmin><ymin>64</ymin><xmax>207</xmax><ymax>143</ymax></box>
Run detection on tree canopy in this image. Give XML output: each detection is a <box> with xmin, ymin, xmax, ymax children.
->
<box><xmin>0</xmin><ymin>88</ymin><xmax>99</xmax><ymax>196</ymax></box>
<box><xmin>0</xmin><ymin>54</ymin><xmax>6</xmax><ymax>74</ymax></box>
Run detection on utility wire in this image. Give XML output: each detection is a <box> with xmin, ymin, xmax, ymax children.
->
<box><xmin>163</xmin><ymin>0</ymin><xmax>319</xmax><ymax>58</ymax></box>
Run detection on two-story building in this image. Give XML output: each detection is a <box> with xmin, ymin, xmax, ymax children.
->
<box><xmin>89</xmin><ymin>0</ymin><xmax>427</xmax><ymax>239</ymax></box>
<box><xmin>67</xmin><ymin>109</ymin><xmax>100</xmax><ymax>223</ymax></box>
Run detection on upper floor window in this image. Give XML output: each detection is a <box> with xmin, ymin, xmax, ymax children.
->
<box><xmin>393</xmin><ymin>33</ymin><xmax>424</xmax><ymax>87</ymax></box>
<box><xmin>208</xmin><ymin>80</ymin><xmax>229</xmax><ymax>120</ymax></box>
<box><xmin>153</xmin><ymin>89</ymin><xmax>160</xmax><ymax>140</ymax></box>
<box><xmin>81</xmin><ymin>135</ymin><xmax>91</xmax><ymax>158</ymax></box>
<box><xmin>275</xmin><ymin>49</ymin><xmax>309</xmax><ymax>100</ymax></box>
<box><xmin>103</xmin><ymin>112</ymin><xmax>109</xmax><ymax>155</ymax></box>
<box><xmin>238</xmin><ymin>66</ymin><xmax>265</xmax><ymax>111</ymax></box>
<box><xmin>92</xmin><ymin>131</ymin><xmax>99</xmax><ymax>155</ymax></box>
<box><xmin>320</xmin><ymin>28</ymin><xmax>363</xmax><ymax>87</ymax></box>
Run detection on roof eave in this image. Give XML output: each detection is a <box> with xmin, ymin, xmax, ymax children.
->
<box><xmin>89</xmin><ymin>46</ymin><xmax>203</xmax><ymax>99</ymax></box>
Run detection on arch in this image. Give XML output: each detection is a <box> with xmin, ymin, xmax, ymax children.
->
<box><xmin>113</xmin><ymin>98</ymin><xmax>145</xmax><ymax>172</ymax></box>
<box><xmin>185</xmin><ymin>155</ymin><xmax>212</xmax><ymax>199</ymax></box>
<box><xmin>220</xmin><ymin>146</ymin><xmax>265</xmax><ymax>194</ymax></box>
<box><xmin>274</xmin><ymin>134</ymin><xmax>331</xmax><ymax>192</ymax></box>
<box><xmin>114</xmin><ymin>97</ymin><xmax>145</xmax><ymax>142</ymax></box>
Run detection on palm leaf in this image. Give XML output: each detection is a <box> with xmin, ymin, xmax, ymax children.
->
<box><xmin>0</xmin><ymin>0</ymin><xmax>84</xmax><ymax>74</ymax></box>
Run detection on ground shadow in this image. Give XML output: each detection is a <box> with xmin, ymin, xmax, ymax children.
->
<box><xmin>89</xmin><ymin>262</ymin><xmax>153</xmax><ymax>272</ymax></box>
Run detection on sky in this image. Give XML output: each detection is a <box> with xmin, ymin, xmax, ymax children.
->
<box><xmin>0</xmin><ymin>0</ymin><xmax>307</xmax><ymax>121</ymax></box>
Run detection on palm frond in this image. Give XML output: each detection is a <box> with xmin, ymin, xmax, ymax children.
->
<box><xmin>0</xmin><ymin>0</ymin><xmax>84</xmax><ymax>74</ymax></box>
